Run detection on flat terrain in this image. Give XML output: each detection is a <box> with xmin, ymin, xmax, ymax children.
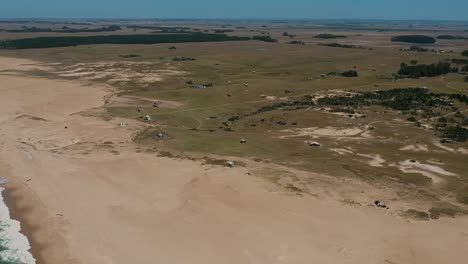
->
<box><xmin>1</xmin><ymin>20</ymin><xmax>468</xmax><ymax>264</ymax></box>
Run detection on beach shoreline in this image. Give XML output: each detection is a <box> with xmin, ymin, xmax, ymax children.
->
<box><xmin>1</xmin><ymin>56</ymin><xmax>468</xmax><ymax>264</ymax></box>
<box><xmin>3</xmin><ymin>181</ymin><xmax>46</xmax><ymax>264</ymax></box>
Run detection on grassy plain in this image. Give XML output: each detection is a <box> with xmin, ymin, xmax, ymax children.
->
<box><xmin>2</xmin><ymin>20</ymin><xmax>468</xmax><ymax>213</ymax></box>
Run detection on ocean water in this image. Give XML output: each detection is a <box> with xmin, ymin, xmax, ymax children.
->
<box><xmin>0</xmin><ymin>187</ymin><xmax>35</xmax><ymax>264</ymax></box>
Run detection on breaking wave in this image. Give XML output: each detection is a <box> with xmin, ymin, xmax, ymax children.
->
<box><xmin>0</xmin><ymin>187</ymin><xmax>35</xmax><ymax>264</ymax></box>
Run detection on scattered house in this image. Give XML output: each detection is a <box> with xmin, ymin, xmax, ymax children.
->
<box><xmin>156</xmin><ymin>132</ymin><xmax>168</xmax><ymax>140</ymax></box>
<box><xmin>372</xmin><ymin>68</ymin><xmax>377</xmax><ymax>71</ymax></box>
<box><xmin>244</xmin><ymin>83</ymin><xmax>249</xmax><ymax>87</ymax></box>
<box><xmin>227</xmin><ymin>80</ymin><xmax>232</xmax><ymax>85</ymax></box>
<box><xmin>195</xmin><ymin>84</ymin><xmax>206</xmax><ymax>89</ymax></box>
<box><xmin>260</xmin><ymin>94</ymin><xmax>267</xmax><ymax>99</ymax></box>
<box><xmin>374</xmin><ymin>200</ymin><xmax>388</xmax><ymax>209</ymax></box>
<box><xmin>153</xmin><ymin>101</ymin><xmax>160</xmax><ymax>107</ymax></box>
<box><xmin>143</xmin><ymin>115</ymin><xmax>152</xmax><ymax>121</ymax></box>
<box><xmin>305</xmin><ymin>140</ymin><xmax>321</xmax><ymax>147</ymax></box>
<box><xmin>226</xmin><ymin>161</ymin><xmax>235</xmax><ymax>168</ymax></box>
<box><xmin>119</xmin><ymin>122</ymin><xmax>128</xmax><ymax>127</ymax></box>
<box><xmin>240</xmin><ymin>139</ymin><xmax>247</xmax><ymax>144</ymax></box>
<box><xmin>137</xmin><ymin>108</ymin><xmax>143</xmax><ymax>112</ymax></box>
<box><xmin>252</xmin><ymin>70</ymin><xmax>256</xmax><ymax>73</ymax></box>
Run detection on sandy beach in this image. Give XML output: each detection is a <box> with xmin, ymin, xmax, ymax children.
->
<box><xmin>1</xmin><ymin>56</ymin><xmax>468</xmax><ymax>264</ymax></box>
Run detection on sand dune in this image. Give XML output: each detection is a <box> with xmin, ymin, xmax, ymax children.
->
<box><xmin>1</xmin><ymin>57</ymin><xmax>468</xmax><ymax>264</ymax></box>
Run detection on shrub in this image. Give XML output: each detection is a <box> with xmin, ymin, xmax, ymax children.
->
<box><xmin>442</xmin><ymin>126</ymin><xmax>468</xmax><ymax>142</ymax></box>
<box><xmin>410</xmin><ymin>46</ymin><xmax>428</xmax><ymax>52</ymax></box>
<box><xmin>341</xmin><ymin>70</ymin><xmax>358</xmax><ymax>77</ymax></box>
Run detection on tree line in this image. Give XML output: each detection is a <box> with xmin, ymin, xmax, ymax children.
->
<box><xmin>391</xmin><ymin>35</ymin><xmax>436</xmax><ymax>44</ymax></box>
<box><xmin>6</xmin><ymin>25</ymin><xmax>122</xmax><ymax>33</ymax></box>
<box><xmin>0</xmin><ymin>33</ymin><xmax>282</xmax><ymax>49</ymax></box>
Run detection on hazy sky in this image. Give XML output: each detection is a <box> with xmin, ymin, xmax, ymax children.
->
<box><xmin>2</xmin><ymin>0</ymin><xmax>468</xmax><ymax>20</ymax></box>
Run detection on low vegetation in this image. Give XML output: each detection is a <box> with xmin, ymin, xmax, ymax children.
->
<box><xmin>463</xmin><ymin>50</ymin><xmax>468</xmax><ymax>57</ymax></box>
<box><xmin>391</xmin><ymin>35</ymin><xmax>436</xmax><ymax>44</ymax></box>
<box><xmin>318</xmin><ymin>42</ymin><xmax>360</xmax><ymax>49</ymax></box>
<box><xmin>437</xmin><ymin>35</ymin><xmax>468</xmax><ymax>40</ymax></box>
<box><xmin>172</xmin><ymin>57</ymin><xmax>196</xmax><ymax>61</ymax></box>
<box><xmin>326</xmin><ymin>70</ymin><xmax>359</xmax><ymax>77</ymax></box>
<box><xmin>409</xmin><ymin>46</ymin><xmax>429</xmax><ymax>52</ymax></box>
<box><xmin>451</xmin><ymin>58</ymin><xmax>468</xmax><ymax>64</ymax></box>
<box><xmin>119</xmin><ymin>54</ymin><xmax>140</xmax><ymax>58</ymax></box>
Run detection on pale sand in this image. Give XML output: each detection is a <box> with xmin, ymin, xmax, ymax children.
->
<box><xmin>1</xmin><ymin>56</ymin><xmax>468</xmax><ymax>264</ymax></box>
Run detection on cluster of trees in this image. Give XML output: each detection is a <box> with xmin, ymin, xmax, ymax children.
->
<box><xmin>287</xmin><ymin>40</ymin><xmax>305</xmax><ymax>45</ymax></box>
<box><xmin>0</xmin><ymin>33</ymin><xmax>251</xmax><ymax>49</ymax></box>
<box><xmin>252</xmin><ymin>100</ymin><xmax>316</xmax><ymax>115</ymax></box>
<box><xmin>318</xmin><ymin>42</ymin><xmax>357</xmax><ymax>49</ymax></box>
<box><xmin>463</xmin><ymin>50</ymin><xmax>468</xmax><ymax>57</ymax></box>
<box><xmin>282</xmin><ymin>32</ymin><xmax>295</xmax><ymax>38</ymax></box>
<box><xmin>252</xmin><ymin>36</ymin><xmax>278</xmax><ymax>43</ymax></box>
<box><xmin>314</xmin><ymin>33</ymin><xmax>347</xmax><ymax>39</ymax></box>
<box><xmin>341</xmin><ymin>70</ymin><xmax>359</xmax><ymax>77</ymax></box>
<box><xmin>465</xmin><ymin>76</ymin><xmax>468</xmax><ymax>82</ymax></box>
<box><xmin>462</xmin><ymin>65</ymin><xmax>468</xmax><ymax>72</ymax></box>
<box><xmin>437</xmin><ymin>35</ymin><xmax>468</xmax><ymax>40</ymax></box>
<box><xmin>7</xmin><ymin>25</ymin><xmax>122</xmax><ymax>33</ymax></box>
<box><xmin>391</xmin><ymin>35</ymin><xmax>436</xmax><ymax>44</ymax></box>
<box><xmin>397</xmin><ymin>62</ymin><xmax>452</xmax><ymax>78</ymax></box>
<box><xmin>326</xmin><ymin>70</ymin><xmax>359</xmax><ymax>77</ymax></box>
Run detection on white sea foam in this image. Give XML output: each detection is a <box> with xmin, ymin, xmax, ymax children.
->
<box><xmin>0</xmin><ymin>187</ymin><xmax>36</xmax><ymax>264</ymax></box>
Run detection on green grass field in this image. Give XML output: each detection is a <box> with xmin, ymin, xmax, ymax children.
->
<box><xmin>2</xmin><ymin>20</ymin><xmax>468</xmax><ymax>212</ymax></box>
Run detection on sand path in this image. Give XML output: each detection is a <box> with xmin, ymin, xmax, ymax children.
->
<box><xmin>0</xmin><ymin>57</ymin><xmax>468</xmax><ymax>264</ymax></box>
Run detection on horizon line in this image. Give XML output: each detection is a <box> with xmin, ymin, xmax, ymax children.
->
<box><xmin>1</xmin><ymin>17</ymin><xmax>468</xmax><ymax>23</ymax></box>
